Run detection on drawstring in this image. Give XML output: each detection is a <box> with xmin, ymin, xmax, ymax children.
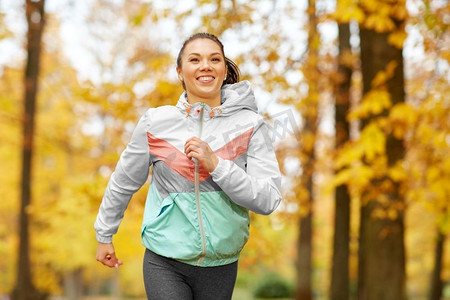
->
<box><xmin>195</xmin><ymin>104</ymin><xmax>206</xmax><ymax>265</ymax></box>
<box><xmin>183</xmin><ymin>102</ymin><xmax>191</xmax><ymax>118</ymax></box>
<box><xmin>183</xmin><ymin>102</ymin><xmax>222</xmax><ymax>118</ymax></box>
<box><xmin>209</xmin><ymin>107</ymin><xmax>222</xmax><ymax>118</ymax></box>
<box><xmin>184</xmin><ymin>102</ymin><xmax>221</xmax><ymax>265</ymax></box>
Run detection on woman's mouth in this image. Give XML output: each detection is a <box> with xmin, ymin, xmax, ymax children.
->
<box><xmin>197</xmin><ymin>76</ymin><xmax>215</xmax><ymax>83</ymax></box>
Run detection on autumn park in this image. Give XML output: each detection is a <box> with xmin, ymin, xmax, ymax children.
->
<box><xmin>0</xmin><ymin>0</ymin><xmax>449</xmax><ymax>299</ymax></box>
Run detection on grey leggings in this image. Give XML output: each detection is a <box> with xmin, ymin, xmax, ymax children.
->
<box><xmin>143</xmin><ymin>248</ymin><xmax>238</xmax><ymax>300</ymax></box>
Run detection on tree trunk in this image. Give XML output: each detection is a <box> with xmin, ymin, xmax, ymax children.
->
<box><xmin>429</xmin><ymin>230</ymin><xmax>445</xmax><ymax>300</ymax></box>
<box><xmin>358</xmin><ymin>22</ymin><xmax>406</xmax><ymax>300</ymax></box>
<box><xmin>12</xmin><ymin>1</ymin><xmax>46</xmax><ymax>299</ymax></box>
<box><xmin>330</xmin><ymin>22</ymin><xmax>352</xmax><ymax>300</ymax></box>
<box><xmin>295</xmin><ymin>0</ymin><xmax>318</xmax><ymax>299</ymax></box>
<box><xmin>296</xmin><ymin>188</ymin><xmax>313</xmax><ymax>300</ymax></box>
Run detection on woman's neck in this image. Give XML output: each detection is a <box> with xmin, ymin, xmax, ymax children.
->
<box><xmin>187</xmin><ymin>94</ymin><xmax>221</xmax><ymax>108</ymax></box>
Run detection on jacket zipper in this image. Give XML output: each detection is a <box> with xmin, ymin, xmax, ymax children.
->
<box><xmin>195</xmin><ymin>103</ymin><xmax>207</xmax><ymax>265</ymax></box>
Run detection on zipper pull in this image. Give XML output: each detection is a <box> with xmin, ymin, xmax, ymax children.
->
<box><xmin>195</xmin><ymin>103</ymin><xmax>205</xmax><ymax>116</ymax></box>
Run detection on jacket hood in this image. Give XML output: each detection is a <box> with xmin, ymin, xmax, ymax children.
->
<box><xmin>176</xmin><ymin>80</ymin><xmax>258</xmax><ymax>118</ymax></box>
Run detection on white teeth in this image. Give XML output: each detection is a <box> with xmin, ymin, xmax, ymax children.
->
<box><xmin>198</xmin><ymin>76</ymin><xmax>214</xmax><ymax>82</ymax></box>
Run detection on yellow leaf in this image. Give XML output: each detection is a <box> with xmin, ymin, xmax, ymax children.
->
<box><xmin>333</xmin><ymin>0</ymin><xmax>365</xmax><ymax>23</ymax></box>
<box><xmin>388</xmin><ymin>208</ymin><xmax>398</xmax><ymax>220</ymax></box>
<box><xmin>372</xmin><ymin>61</ymin><xmax>398</xmax><ymax>87</ymax></box>
<box><xmin>372</xmin><ymin>207</ymin><xmax>386</xmax><ymax>219</ymax></box>
<box><xmin>335</xmin><ymin>143</ymin><xmax>364</xmax><ymax>168</ymax></box>
<box><xmin>392</xmin><ymin>3</ymin><xmax>408</xmax><ymax>20</ymax></box>
<box><xmin>334</xmin><ymin>169</ymin><xmax>352</xmax><ymax>186</ymax></box>
<box><xmin>437</xmin><ymin>214</ymin><xmax>450</xmax><ymax>233</ymax></box>
<box><xmin>441</xmin><ymin>50</ymin><xmax>450</xmax><ymax>63</ymax></box>
<box><xmin>433</xmin><ymin>132</ymin><xmax>447</xmax><ymax>148</ymax></box>
<box><xmin>390</xmin><ymin>103</ymin><xmax>418</xmax><ymax>124</ymax></box>
<box><xmin>389</xmin><ymin>161</ymin><xmax>407</xmax><ymax>182</ymax></box>
<box><xmin>360</xmin><ymin>0</ymin><xmax>380</xmax><ymax>13</ymax></box>
<box><xmin>389</xmin><ymin>103</ymin><xmax>418</xmax><ymax>138</ymax></box>
<box><xmin>267</xmin><ymin>50</ymin><xmax>279</xmax><ymax>62</ymax></box>
<box><xmin>349</xmin><ymin>89</ymin><xmax>391</xmax><ymax>120</ymax></box>
<box><xmin>388</xmin><ymin>30</ymin><xmax>407</xmax><ymax>48</ymax></box>
<box><xmin>426</xmin><ymin>166</ymin><xmax>440</xmax><ymax>182</ymax></box>
<box><xmin>302</xmin><ymin>131</ymin><xmax>316</xmax><ymax>153</ymax></box>
<box><xmin>350</xmin><ymin>164</ymin><xmax>375</xmax><ymax>193</ymax></box>
<box><xmin>371</xmin><ymin>71</ymin><xmax>388</xmax><ymax>88</ymax></box>
<box><xmin>360</xmin><ymin>123</ymin><xmax>386</xmax><ymax>161</ymax></box>
<box><xmin>364</xmin><ymin>14</ymin><xmax>396</xmax><ymax>32</ymax></box>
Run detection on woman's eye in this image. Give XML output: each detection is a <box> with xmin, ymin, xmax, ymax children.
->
<box><xmin>212</xmin><ymin>58</ymin><xmax>220</xmax><ymax>62</ymax></box>
<box><xmin>190</xmin><ymin>58</ymin><xmax>199</xmax><ymax>62</ymax></box>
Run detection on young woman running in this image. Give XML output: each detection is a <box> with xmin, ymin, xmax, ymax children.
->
<box><xmin>94</xmin><ymin>32</ymin><xmax>282</xmax><ymax>300</ymax></box>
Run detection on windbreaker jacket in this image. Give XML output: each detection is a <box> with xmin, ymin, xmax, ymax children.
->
<box><xmin>94</xmin><ymin>81</ymin><xmax>282</xmax><ymax>267</ymax></box>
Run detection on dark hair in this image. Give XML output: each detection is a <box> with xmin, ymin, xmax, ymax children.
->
<box><xmin>176</xmin><ymin>32</ymin><xmax>240</xmax><ymax>88</ymax></box>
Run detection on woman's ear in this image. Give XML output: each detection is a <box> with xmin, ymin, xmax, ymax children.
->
<box><xmin>176</xmin><ymin>67</ymin><xmax>183</xmax><ymax>81</ymax></box>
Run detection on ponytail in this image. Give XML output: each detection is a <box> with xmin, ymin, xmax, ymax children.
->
<box><xmin>224</xmin><ymin>57</ymin><xmax>240</xmax><ymax>85</ymax></box>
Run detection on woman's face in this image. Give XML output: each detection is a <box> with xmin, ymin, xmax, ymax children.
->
<box><xmin>177</xmin><ymin>38</ymin><xmax>227</xmax><ymax>104</ymax></box>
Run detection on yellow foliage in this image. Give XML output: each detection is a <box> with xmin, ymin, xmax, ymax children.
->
<box><xmin>364</xmin><ymin>14</ymin><xmax>396</xmax><ymax>33</ymax></box>
<box><xmin>333</xmin><ymin>168</ymin><xmax>352</xmax><ymax>186</ymax></box>
<box><xmin>432</xmin><ymin>132</ymin><xmax>448</xmax><ymax>149</ymax></box>
<box><xmin>360</xmin><ymin>123</ymin><xmax>386</xmax><ymax>162</ymax></box>
<box><xmin>352</xmin><ymin>164</ymin><xmax>376</xmax><ymax>193</ymax></box>
<box><xmin>33</xmin><ymin>264</ymin><xmax>62</xmax><ymax>294</ymax></box>
<box><xmin>267</xmin><ymin>50</ymin><xmax>280</xmax><ymax>62</ymax></box>
<box><xmin>333</xmin><ymin>162</ymin><xmax>375</xmax><ymax>196</ymax></box>
<box><xmin>332</xmin><ymin>0</ymin><xmax>365</xmax><ymax>23</ymax></box>
<box><xmin>359</xmin><ymin>0</ymin><xmax>408</xmax><ymax>32</ymax></box>
<box><xmin>441</xmin><ymin>49</ymin><xmax>450</xmax><ymax>63</ymax></box>
<box><xmin>388</xmin><ymin>161</ymin><xmax>408</xmax><ymax>183</ymax></box>
<box><xmin>372</xmin><ymin>61</ymin><xmax>398</xmax><ymax>87</ymax></box>
<box><xmin>389</xmin><ymin>103</ymin><xmax>418</xmax><ymax>139</ymax></box>
<box><xmin>32</xmin><ymin>180</ymin><xmax>97</xmax><ymax>272</ymax></box>
<box><xmin>302</xmin><ymin>131</ymin><xmax>316</xmax><ymax>153</ymax></box>
<box><xmin>129</xmin><ymin>3</ymin><xmax>150</xmax><ymax>26</ymax></box>
<box><xmin>392</xmin><ymin>1</ymin><xmax>408</xmax><ymax>20</ymax></box>
<box><xmin>387</xmin><ymin>208</ymin><xmax>398</xmax><ymax>220</ymax></box>
<box><xmin>437</xmin><ymin>214</ymin><xmax>450</xmax><ymax>233</ymax></box>
<box><xmin>388</xmin><ymin>29</ymin><xmax>407</xmax><ymax>49</ymax></box>
<box><xmin>372</xmin><ymin>207</ymin><xmax>387</xmax><ymax>219</ymax></box>
<box><xmin>348</xmin><ymin>89</ymin><xmax>391</xmax><ymax>120</ymax></box>
<box><xmin>335</xmin><ymin>142</ymin><xmax>364</xmax><ymax>169</ymax></box>
<box><xmin>360</xmin><ymin>0</ymin><xmax>382</xmax><ymax>13</ymax></box>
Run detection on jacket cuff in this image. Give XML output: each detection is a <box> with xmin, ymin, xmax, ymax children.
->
<box><xmin>209</xmin><ymin>157</ymin><xmax>229</xmax><ymax>181</ymax></box>
<box><xmin>96</xmin><ymin>233</ymin><xmax>113</xmax><ymax>244</ymax></box>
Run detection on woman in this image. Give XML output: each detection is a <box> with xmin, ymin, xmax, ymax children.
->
<box><xmin>94</xmin><ymin>32</ymin><xmax>282</xmax><ymax>299</ymax></box>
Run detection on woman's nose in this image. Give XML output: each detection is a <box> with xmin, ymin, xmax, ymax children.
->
<box><xmin>199</xmin><ymin>59</ymin><xmax>212</xmax><ymax>70</ymax></box>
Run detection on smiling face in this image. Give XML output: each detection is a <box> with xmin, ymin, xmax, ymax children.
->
<box><xmin>177</xmin><ymin>38</ymin><xmax>227</xmax><ymax>107</ymax></box>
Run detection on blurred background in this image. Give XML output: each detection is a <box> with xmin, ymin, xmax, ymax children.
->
<box><xmin>0</xmin><ymin>0</ymin><xmax>449</xmax><ymax>299</ymax></box>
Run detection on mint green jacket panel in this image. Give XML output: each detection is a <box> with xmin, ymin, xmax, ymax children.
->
<box><xmin>199</xmin><ymin>191</ymin><xmax>249</xmax><ymax>261</ymax></box>
<box><xmin>141</xmin><ymin>184</ymin><xmax>250</xmax><ymax>266</ymax></box>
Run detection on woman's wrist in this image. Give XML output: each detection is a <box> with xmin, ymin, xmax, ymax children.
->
<box><xmin>210</xmin><ymin>155</ymin><xmax>219</xmax><ymax>172</ymax></box>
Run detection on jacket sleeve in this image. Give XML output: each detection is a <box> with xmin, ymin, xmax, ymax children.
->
<box><xmin>210</xmin><ymin>117</ymin><xmax>282</xmax><ymax>214</ymax></box>
<box><xmin>94</xmin><ymin>111</ymin><xmax>151</xmax><ymax>243</ymax></box>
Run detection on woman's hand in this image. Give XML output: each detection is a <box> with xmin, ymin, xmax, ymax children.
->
<box><xmin>184</xmin><ymin>137</ymin><xmax>219</xmax><ymax>173</ymax></box>
<box><xmin>96</xmin><ymin>242</ymin><xmax>123</xmax><ymax>268</ymax></box>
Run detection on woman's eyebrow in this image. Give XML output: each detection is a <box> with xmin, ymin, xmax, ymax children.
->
<box><xmin>187</xmin><ymin>52</ymin><xmax>222</xmax><ymax>57</ymax></box>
